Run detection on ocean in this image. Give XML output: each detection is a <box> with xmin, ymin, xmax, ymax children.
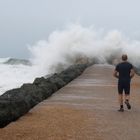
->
<box><xmin>0</xmin><ymin>58</ymin><xmax>35</xmax><ymax>95</ymax></box>
<box><xmin>0</xmin><ymin>24</ymin><xmax>140</xmax><ymax>95</ymax></box>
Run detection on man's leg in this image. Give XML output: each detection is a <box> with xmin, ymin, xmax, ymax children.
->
<box><xmin>125</xmin><ymin>94</ymin><xmax>131</xmax><ymax>109</ymax></box>
<box><xmin>124</xmin><ymin>94</ymin><xmax>130</xmax><ymax>101</ymax></box>
<box><xmin>124</xmin><ymin>83</ymin><xmax>131</xmax><ymax>109</ymax></box>
<box><xmin>118</xmin><ymin>93</ymin><xmax>124</xmax><ymax>112</ymax></box>
<box><xmin>118</xmin><ymin>82</ymin><xmax>124</xmax><ymax>112</ymax></box>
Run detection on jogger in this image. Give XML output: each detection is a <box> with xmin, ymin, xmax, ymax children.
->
<box><xmin>113</xmin><ymin>54</ymin><xmax>135</xmax><ymax>112</ymax></box>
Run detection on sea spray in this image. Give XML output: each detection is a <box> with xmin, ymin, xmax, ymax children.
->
<box><xmin>29</xmin><ymin>24</ymin><xmax>140</xmax><ymax>75</ymax></box>
<box><xmin>0</xmin><ymin>23</ymin><xmax>140</xmax><ymax>95</ymax></box>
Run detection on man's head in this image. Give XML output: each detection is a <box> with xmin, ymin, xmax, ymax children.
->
<box><xmin>122</xmin><ymin>54</ymin><xmax>128</xmax><ymax>61</ymax></box>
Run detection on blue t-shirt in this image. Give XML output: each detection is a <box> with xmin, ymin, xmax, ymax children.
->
<box><xmin>115</xmin><ymin>61</ymin><xmax>133</xmax><ymax>80</ymax></box>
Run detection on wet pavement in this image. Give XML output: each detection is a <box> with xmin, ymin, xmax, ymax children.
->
<box><xmin>0</xmin><ymin>64</ymin><xmax>140</xmax><ymax>140</ymax></box>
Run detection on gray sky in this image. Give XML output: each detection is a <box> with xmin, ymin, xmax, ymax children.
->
<box><xmin>0</xmin><ymin>0</ymin><xmax>140</xmax><ymax>58</ymax></box>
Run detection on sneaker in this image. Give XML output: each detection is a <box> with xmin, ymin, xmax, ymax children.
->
<box><xmin>118</xmin><ymin>108</ymin><xmax>124</xmax><ymax>112</ymax></box>
<box><xmin>125</xmin><ymin>101</ymin><xmax>131</xmax><ymax>110</ymax></box>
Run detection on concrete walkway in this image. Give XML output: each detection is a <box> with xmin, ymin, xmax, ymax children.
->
<box><xmin>0</xmin><ymin>64</ymin><xmax>140</xmax><ymax>140</ymax></box>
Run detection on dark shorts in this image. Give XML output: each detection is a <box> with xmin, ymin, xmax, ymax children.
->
<box><xmin>118</xmin><ymin>79</ymin><xmax>130</xmax><ymax>95</ymax></box>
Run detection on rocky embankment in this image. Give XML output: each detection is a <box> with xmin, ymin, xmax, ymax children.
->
<box><xmin>0</xmin><ymin>63</ymin><xmax>90</xmax><ymax>128</ymax></box>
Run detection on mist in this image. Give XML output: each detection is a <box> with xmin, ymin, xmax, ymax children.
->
<box><xmin>0</xmin><ymin>23</ymin><xmax>140</xmax><ymax>95</ymax></box>
<box><xmin>1</xmin><ymin>0</ymin><xmax>140</xmax><ymax>58</ymax></box>
<box><xmin>29</xmin><ymin>24</ymin><xmax>140</xmax><ymax>76</ymax></box>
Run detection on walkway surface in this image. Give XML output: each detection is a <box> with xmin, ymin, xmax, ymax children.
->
<box><xmin>0</xmin><ymin>64</ymin><xmax>140</xmax><ymax>140</ymax></box>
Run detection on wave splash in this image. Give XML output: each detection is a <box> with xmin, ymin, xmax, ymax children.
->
<box><xmin>1</xmin><ymin>23</ymin><xmax>140</xmax><ymax>95</ymax></box>
<box><xmin>29</xmin><ymin>24</ymin><xmax>140</xmax><ymax>76</ymax></box>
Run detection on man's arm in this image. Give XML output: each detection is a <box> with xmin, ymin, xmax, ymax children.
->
<box><xmin>113</xmin><ymin>70</ymin><xmax>119</xmax><ymax>78</ymax></box>
<box><xmin>130</xmin><ymin>68</ymin><xmax>135</xmax><ymax>78</ymax></box>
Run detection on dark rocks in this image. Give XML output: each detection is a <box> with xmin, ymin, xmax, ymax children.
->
<box><xmin>0</xmin><ymin>63</ymin><xmax>89</xmax><ymax>128</ymax></box>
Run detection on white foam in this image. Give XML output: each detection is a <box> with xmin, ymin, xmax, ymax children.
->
<box><xmin>0</xmin><ymin>23</ymin><xmax>140</xmax><ymax>95</ymax></box>
<box><xmin>29</xmin><ymin>24</ymin><xmax>140</xmax><ymax>75</ymax></box>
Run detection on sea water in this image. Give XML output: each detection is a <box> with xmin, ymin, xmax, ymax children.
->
<box><xmin>1</xmin><ymin>24</ymin><xmax>140</xmax><ymax>95</ymax></box>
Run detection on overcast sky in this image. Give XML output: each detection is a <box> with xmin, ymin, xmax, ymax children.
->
<box><xmin>0</xmin><ymin>0</ymin><xmax>140</xmax><ymax>58</ymax></box>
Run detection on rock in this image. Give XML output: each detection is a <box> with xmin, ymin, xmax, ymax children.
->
<box><xmin>0</xmin><ymin>63</ymin><xmax>89</xmax><ymax>128</ymax></box>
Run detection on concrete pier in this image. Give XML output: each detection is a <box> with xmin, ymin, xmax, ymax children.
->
<box><xmin>0</xmin><ymin>64</ymin><xmax>140</xmax><ymax>140</ymax></box>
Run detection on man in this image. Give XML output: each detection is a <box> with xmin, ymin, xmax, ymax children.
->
<box><xmin>114</xmin><ymin>54</ymin><xmax>135</xmax><ymax>112</ymax></box>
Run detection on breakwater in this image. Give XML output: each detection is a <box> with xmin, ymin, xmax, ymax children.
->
<box><xmin>0</xmin><ymin>63</ymin><xmax>90</xmax><ymax>128</ymax></box>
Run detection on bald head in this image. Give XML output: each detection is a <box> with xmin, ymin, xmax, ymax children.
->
<box><xmin>122</xmin><ymin>54</ymin><xmax>128</xmax><ymax>61</ymax></box>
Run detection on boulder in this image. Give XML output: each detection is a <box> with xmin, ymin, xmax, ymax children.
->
<box><xmin>0</xmin><ymin>63</ymin><xmax>89</xmax><ymax>127</ymax></box>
